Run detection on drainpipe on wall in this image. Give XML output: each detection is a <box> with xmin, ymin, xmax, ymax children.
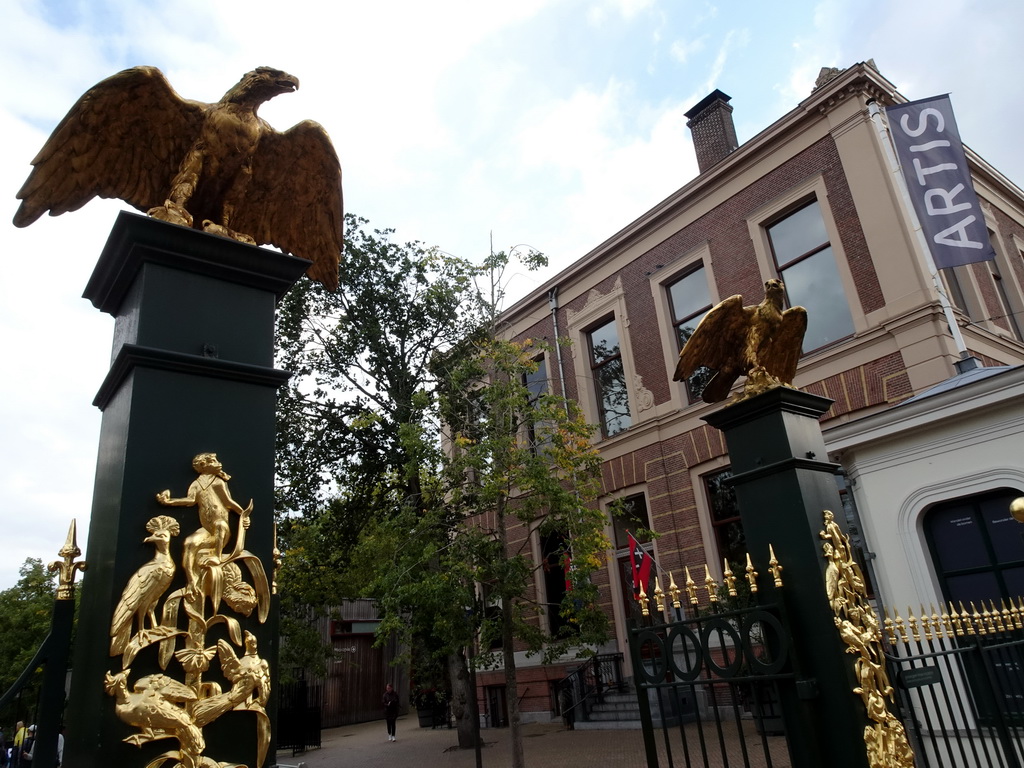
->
<box><xmin>548</xmin><ymin>287</ymin><xmax>570</xmax><ymax>416</ymax></box>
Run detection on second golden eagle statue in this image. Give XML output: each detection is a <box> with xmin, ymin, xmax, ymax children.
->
<box><xmin>14</xmin><ymin>66</ymin><xmax>343</xmax><ymax>290</ymax></box>
<box><xmin>673</xmin><ymin>279</ymin><xmax>807</xmax><ymax>403</ymax></box>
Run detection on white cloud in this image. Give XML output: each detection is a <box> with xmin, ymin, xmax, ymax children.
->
<box><xmin>3</xmin><ymin>0</ymin><xmax>1024</xmax><ymax>589</ymax></box>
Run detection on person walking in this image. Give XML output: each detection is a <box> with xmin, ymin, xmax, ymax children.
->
<box><xmin>19</xmin><ymin>726</ymin><xmax>34</xmax><ymax>768</ymax></box>
<box><xmin>11</xmin><ymin>722</ymin><xmax>25</xmax><ymax>768</ymax></box>
<box><xmin>382</xmin><ymin>683</ymin><xmax>399</xmax><ymax>742</ymax></box>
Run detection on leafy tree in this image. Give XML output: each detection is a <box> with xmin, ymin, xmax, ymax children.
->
<box><xmin>273</xmin><ymin>214</ymin><xmax>483</xmax><ymax>684</ymax></box>
<box><xmin>275</xmin><ymin>223</ymin><xmax>610</xmax><ymax>767</ymax></box>
<box><xmin>0</xmin><ymin>559</ymin><xmax>57</xmax><ymax>722</ymax></box>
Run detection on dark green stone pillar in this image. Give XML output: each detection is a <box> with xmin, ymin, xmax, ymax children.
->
<box><xmin>704</xmin><ymin>388</ymin><xmax>870</xmax><ymax>768</ymax></box>
<box><xmin>65</xmin><ymin>212</ymin><xmax>307</xmax><ymax>768</ymax></box>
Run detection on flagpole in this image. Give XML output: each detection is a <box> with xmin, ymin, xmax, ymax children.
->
<box><xmin>867</xmin><ymin>99</ymin><xmax>971</xmax><ymax>360</ymax></box>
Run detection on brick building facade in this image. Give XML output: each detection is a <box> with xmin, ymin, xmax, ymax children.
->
<box><xmin>474</xmin><ymin>61</ymin><xmax>1024</xmax><ymax>725</ymax></box>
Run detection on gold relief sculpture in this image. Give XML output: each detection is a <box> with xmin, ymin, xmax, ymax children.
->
<box><xmin>107</xmin><ymin>454</ymin><xmax>271</xmax><ymax>768</ymax></box>
<box><xmin>820</xmin><ymin>510</ymin><xmax>914</xmax><ymax>768</ymax></box>
<box><xmin>14</xmin><ymin>66</ymin><xmax>343</xmax><ymax>290</ymax></box>
<box><xmin>672</xmin><ymin>279</ymin><xmax>807</xmax><ymax>403</ymax></box>
<box><xmin>49</xmin><ymin>519</ymin><xmax>87</xmax><ymax>600</ymax></box>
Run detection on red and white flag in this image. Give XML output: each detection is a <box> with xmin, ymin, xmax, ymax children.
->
<box><xmin>627</xmin><ymin>532</ymin><xmax>653</xmax><ymax>596</ymax></box>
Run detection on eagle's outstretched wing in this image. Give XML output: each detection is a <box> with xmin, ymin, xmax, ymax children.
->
<box><xmin>762</xmin><ymin>306</ymin><xmax>807</xmax><ymax>384</ymax></box>
<box><xmin>673</xmin><ymin>294</ymin><xmax>752</xmax><ymax>402</ymax></box>
<box><xmin>235</xmin><ymin>120</ymin><xmax>343</xmax><ymax>291</ymax></box>
<box><xmin>14</xmin><ymin>66</ymin><xmax>206</xmax><ymax>226</ymax></box>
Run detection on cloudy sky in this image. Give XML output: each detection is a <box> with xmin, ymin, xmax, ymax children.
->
<box><xmin>1</xmin><ymin>0</ymin><xmax>1022</xmax><ymax>590</ymax></box>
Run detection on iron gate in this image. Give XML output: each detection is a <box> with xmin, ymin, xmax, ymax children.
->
<box><xmin>884</xmin><ymin>602</ymin><xmax>1024</xmax><ymax>768</ymax></box>
<box><xmin>628</xmin><ymin>600</ymin><xmax>796</xmax><ymax>768</ymax></box>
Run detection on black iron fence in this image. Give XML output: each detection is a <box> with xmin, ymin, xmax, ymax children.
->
<box><xmin>628</xmin><ymin>601</ymin><xmax>796</xmax><ymax>768</ymax></box>
<box><xmin>277</xmin><ymin>674</ymin><xmax>323</xmax><ymax>755</ymax></box>
<box><xmin>884</xmin><ymin>601</ymin><xmax>1024</xmax><ymax>768</ymax></box>
<box><xmin>558</xmin><ymin>652</ymin><xmax>625</xmax><ymax>724</ymax></box>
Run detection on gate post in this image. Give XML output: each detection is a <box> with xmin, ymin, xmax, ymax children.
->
<box><xmin>704</xmin><ymin>388</ymin><xmax>873</xmax><ymax>768</ymax></box>
<box><xmin>64</xmin><ymin>212</ymin><xmax>306</xmax><ymax>768</ymax></box>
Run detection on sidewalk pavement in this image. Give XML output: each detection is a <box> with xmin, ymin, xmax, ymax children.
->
<box><xmin>275</xmin><ymin>717</ymin><xmax>655</xmax><ymax>768</ymax></box>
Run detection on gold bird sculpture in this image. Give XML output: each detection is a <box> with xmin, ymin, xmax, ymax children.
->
<box><xmin>104</xmin><ymin>669</ymin><xmax>204</xmax><ymax>757</ymax></box>
<box><xmin>14</xmin><ymin>66</ymin><xmax>343</xmax><ymax>290</ymax></box>
<box><xmin>110</xmin><ymin>515</ymin><xmax>180</xmax><ymax>656</ymax></box>
<box><xmin>673</xmin><ymin>279</ymin><xmax>807</xmax><ymax>403</ymax></box>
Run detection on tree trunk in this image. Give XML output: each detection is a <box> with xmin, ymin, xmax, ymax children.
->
<box><xmin>447</xmin><ymin>648</ymin><xmax>481</xmax><ymax>751</ymax></box>
<box><xmin>502</xmin><ymin>597</ymin><xmax>525</xmax><ymax>768</ymax></box>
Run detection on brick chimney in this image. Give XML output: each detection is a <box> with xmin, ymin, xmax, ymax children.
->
<box><xmin>685</xmin><ymin>89</ymin><xmax>739</xmax><ymax>173</ymax></box>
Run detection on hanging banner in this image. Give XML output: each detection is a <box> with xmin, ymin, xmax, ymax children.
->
<box><xmin>885</xmin><ymin>95</ymin><xmax>996</xmax><ymax>269</ymax></box>
<box><xmin>627</xmin><ymin>532</ymin><xmax>653</xmax><ymax>596</ymax></box>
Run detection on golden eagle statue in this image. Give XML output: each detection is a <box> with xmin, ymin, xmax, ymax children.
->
<box><xmin>14</xmin><ymin>66</ymin><xmax>343</xmax><ymax>290</ymax></box>
<box><xmin>673</xmin><ymin>279</ymin><xmax>807</xmax><ymax>403</ymax></box>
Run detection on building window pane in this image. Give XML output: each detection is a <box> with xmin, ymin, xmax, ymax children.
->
<box><xmin>704</xmin><ymin>469</ymin><xmax>746</xmax><ymax>569</ymax></box>
<box><xmin>522</xmin><ymin>355</ymin><xmax>549</xmax><ymax>452</ymax></box>
<box><xmin>767</xmin><ymin>199</ymin><xmax>854</xmax><ymax>352</ymax></box>
<box><xmin>924</xmin><ymin>488</ymin><xmax>1024</xmax><ymax>606</ymax></box>
<box><xmin>611</xmin><ymin>493</ymin><xmax>651</xmax><ymax>550</ymax></box>
<box><xmin>587</xmin><ymin>317</ymin><xmax>631</xmax><ymax>437</ymax></box>
<box><xmin>668</xmin><ymin>266</ymin><xmax>714</xmax><ymax>401</ymax></box>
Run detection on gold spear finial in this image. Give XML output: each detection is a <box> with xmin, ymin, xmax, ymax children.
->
<box><xmin>637</xmin><ymin>584</ymin><xmax>650</xmax><ymax>617</ymax></box>
<box><xmin>668</xmin><ymin>572</ymin><xmax>681</xmax><ymax>609</ymax></box>
<box><xmin>653</xmin><ymin>577</ymin><xmax>665</xmax><ymax>613</ymax></box>
<box><xmin>745</xmin><ymin>553</ymin><xmax>759</xmax><ymax>594</ymax></box>
<box><xmin>723</xmin><ymin>559</ymin><xmax>737</xmax><ymax>598</ymax></box>
<box><xmin>48</xmin><ymin>519</ymin><xmax>88</xmax><ymax>600</ymax></box>
<box><xmin>704</xmin><ymin>564</ymin><xmax>719</xmax><ymax>604</ymax></box>
<box><xmin>768</xmin><ymin>544</ymin><xmax>783</xmax><ymax>587</ymax></box>
<box><xmin>684</xmin><ymin>566</ymin><xmax>699</xmax><ymax>605</ymax></box>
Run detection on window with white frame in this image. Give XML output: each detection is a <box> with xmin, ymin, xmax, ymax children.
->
<box><xmin>586</xmin><ymin>316</ymin><xmax>631</xmax><ymax>437</ymax></box>
<box><xmin>667</xmin><ymin>264</ymin><xmax>714</xmax><ymax>402</ymax></box>
<box><xmin>767</xmin><ymin>198</ymin><xmax>854</xmax><ymax>352</ymax></box>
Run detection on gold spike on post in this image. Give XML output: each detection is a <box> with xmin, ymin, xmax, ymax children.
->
<box><xmin>685</xmin><ymin>566</ymin><xmax>699</xmax><ymax>605</ymax></box>
<box><xmin>882</xmin><ymin>607</ymin><xmax>896</xmax><ymax>645</ymax></box>
<box><xmin>653</xmin><ymin>577</ymin><xmax>665</xmax><ymax>613</ymax></box>
<box><xmin>968</xmin><ymin>602</ymin><xmax>982</xmax><ymax>636</ymax></box>
<box><xmin>668</xmin><ymin>572</ymin><xmax>681</xmax><ymax>610</ymax></box>
<box><xmin>1011</xmin><ymin>598</ymin><xmax>1023</xmax><ymax>630</ymax></box>
<box><xmin>745</xmin><ymin>553</ymin><xmax>759</xmax><ymax>594</ymax></box>
<box><xmin>991</xmin><ymin>600</ymin><xmax>1005</xmax><ymax>633</ymax></box>
<box><xmin>930</xmin><ymin>605</ymin><xmax>942</xmax><ymax>641</ymax></box>
<box><xmin>768</xmin><ymin>544</ymin><xmax>783</xmax><ymax>588</ymax></box>
<box><xmin>940</xmin><ymin>603</ymin><xmax>952</xmax><ymax>638</ymax></box>
<box><xmin>723</xmin><ymin>559</ymin><xmax>737</xmax><ymax>598</ymax></box>
<box><xmin>704</xmin><ymin>564</ymin><xmax>719</xmax><ymax>603</ymax></box>
<box><xmin>981</xmin><ymin>602</ymin><xmax>995</xmax><ymax>634</ymax></box>
<box><xmin>951</xmin><ymin>603</ymin><xmax>965</xmax><ymax>637</ymax></box>
<box><xmin>894</xmin><ymin>610</ymin><xmax>908</xmax><ymax>644</ymax></box>
<box><xmin>637</xmin><ymin>584</ymin><xmax>650</xmax><ymax>617</ymax></box>
<box><xmin>907</xmin><ymin>607</ymin><xmax>920</xmax><ymax>642</ymax></box>
<box><xmin>919</xmin><ymin>604</ymin><xmax>932</xmax><ymax>641</ymax></box>
<box><xmin>48</xmin><ymin>519</ymin><xmax>88</xmax><ymax>600</ymax></box>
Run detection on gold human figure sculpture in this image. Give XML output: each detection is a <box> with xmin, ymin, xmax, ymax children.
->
<box><xmin>673</xmin><ymin>279</ymin><xmax>807</xmax><ymax>403</ymax></box>
<box><xmin>156</xmin><ymin>453</ymin><xmax>267</xmax><ymax>620</ymax></box>
<box><xmin>14</xmin><ymin>66</ymin><xmax>343</xmax><ymax>290</ymax></box>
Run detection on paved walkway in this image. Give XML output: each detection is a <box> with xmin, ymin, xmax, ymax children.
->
<box><xmin>275</xmin><ymin>715</ymin><xmax>790</xmax><ymax>768</ymax></box>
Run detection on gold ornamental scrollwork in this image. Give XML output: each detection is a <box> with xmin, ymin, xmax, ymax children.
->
<box><xmin>821</xmin><ymin>510</ymin><xmax>915</xmax><ymax>768</ymax></box>
<box><xmin>107</xmin><ymin>453</ymin><xmax>271</xmax><ymax>768</ymax></box>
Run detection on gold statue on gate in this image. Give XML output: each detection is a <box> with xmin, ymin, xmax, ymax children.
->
<box><xmin>673</xmin><ymin>279</ymin><xmax>807</xmax><ymax>403</ymax></box>
<box><xmin>107</xmin><ymin>454</ymin><xmax>271</xmax><ymax>768</ymax></box>
<box><xmin>820</xmin><ymin>510</ymin><xmax>914</xmax><ymax>768</ymax></box>
<box><xmin>14</xmin><ymin>66</ymin><xmax>343</xmax><ymax>290</ymax></box>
